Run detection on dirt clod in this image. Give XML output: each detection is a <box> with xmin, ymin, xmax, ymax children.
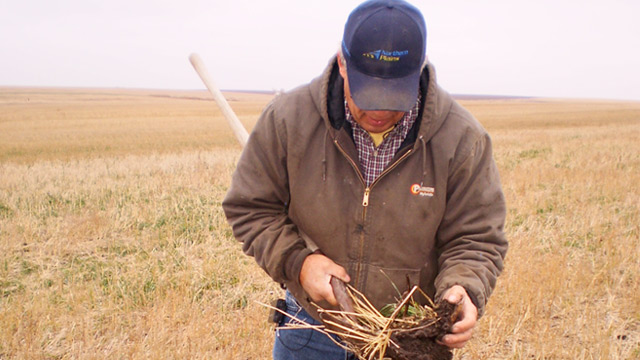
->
<box><xmin>383</xmin><ymin>300</ymin><xmax>457</xmax><ymax>360</ymax></box>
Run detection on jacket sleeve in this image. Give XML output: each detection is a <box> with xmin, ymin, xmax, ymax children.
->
<box><xmin>221</xmin><ymin>103</ymin><xmax>312</xmax><ymax>285</ymax></box>
<box><xmin>434</xmin><ymin>131</ymin><xmax>508</xmax><ymax>317</ymax></box>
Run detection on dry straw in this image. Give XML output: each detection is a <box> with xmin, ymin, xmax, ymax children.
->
<box><xmin>265</xmin><ymin>284</ymin><xmax>456</xmax><ymax>360</ymax></box>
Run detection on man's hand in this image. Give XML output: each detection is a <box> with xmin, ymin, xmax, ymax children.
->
<box><xmin>299</xmin><ymin>254</ymin><xmax>350</xmax><ymax>306</ymax></box>
<box><xmin>438</xmin><ymin>285</ymin><xmax>478</xmax><ymax>349</ymax></box>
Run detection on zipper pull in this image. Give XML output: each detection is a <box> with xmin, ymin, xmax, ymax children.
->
<box><xmin>362</xmin><ymin>188</ymin><xmax>370</xmax><ymax>207</ymax></box>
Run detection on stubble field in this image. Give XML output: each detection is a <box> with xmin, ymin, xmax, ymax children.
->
<box><xmin>1</xmin><ymin>87</ymin><xmax>639</xmax><ymax>359</ymax></box>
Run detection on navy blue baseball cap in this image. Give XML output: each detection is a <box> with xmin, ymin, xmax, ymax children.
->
<box><xmin>341</xmin><ymin>0</ymin><xmax>426</xmax><ymax>112</ymax></box>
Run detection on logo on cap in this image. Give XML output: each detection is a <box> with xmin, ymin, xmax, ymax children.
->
<box><xmin>363</xmin><ymin>49</ymin><xmax>409</xmax><ymax>62</ymax></box>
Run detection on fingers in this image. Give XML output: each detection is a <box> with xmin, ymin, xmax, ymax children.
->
<box><xmin>443</xmin><ymin>284</ymin><xmax>465</xmax><ymax>305</ymax></box>
<box><xmin>438</xmin><ymin>285</ymin><xmax>478</xmax><ymax>349</ymax></box>
<box><xmin>325</xmin><ymin>265</ymin><xmax>350</xmax><ymax>306</ymax></box>
<box><xmin>299</xmin><ymin>254</ymin><xmax>350</xmax><ymax>306</ymax></box>
<box><xmin>439</xmin><ymin>328</ymin><xmax>473</xmax><ymax>348</ymax></box>
<box><xmin>452</xmin><ymin>300</ymin><xmax>477</xmax><ymax>333</ymax></box>
<box><xmin>323</xmin><ymin>278</ymin><xmax>339</xmax><ymax>306</ymax></box>
<box><xmin>330</xmin><ymin>265</ymin><xmax>351</xmax><ymax>284</ymax></box>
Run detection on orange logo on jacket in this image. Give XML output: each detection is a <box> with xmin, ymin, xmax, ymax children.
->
<box><xmin>411</xmin><ymin>184</ymin><xmax>434</xmax><ymax>197</ymax></box>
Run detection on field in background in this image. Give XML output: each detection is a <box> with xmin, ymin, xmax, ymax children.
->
<box><xmin>1</xmin><ymin>87</ymin><xmax>639</xmax><ymax>359</ymax></box>
<box><xmin>0</xmin><ymin>88</ymin><xmax>268</xmax><ymax>163</ymax></box>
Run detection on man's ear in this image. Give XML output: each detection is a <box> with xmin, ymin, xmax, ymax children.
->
<box><xmin>337</xmin><ymin>53</ymin><xmax>347</xmax><ymax>80</ymax></box>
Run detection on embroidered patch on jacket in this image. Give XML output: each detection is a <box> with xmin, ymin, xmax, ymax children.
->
<box><xmin>411</xmin><ymin>184</ymin><xmax>434</xmax><ymax>197</ymax></box>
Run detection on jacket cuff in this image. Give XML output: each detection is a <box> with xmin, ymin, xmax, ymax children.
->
<box><xmin>284</xmin><ymin>246</ymin><xmax>314</xmax><ymax>284</ymax></box>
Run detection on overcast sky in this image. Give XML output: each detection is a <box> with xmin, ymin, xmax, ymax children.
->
<box><xmin>2</xmin><ymin>0</ymin><xmax>640</xmax><ymax>100</ymax></box>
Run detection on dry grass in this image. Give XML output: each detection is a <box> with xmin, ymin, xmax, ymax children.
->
<box><xmin>1</xmin><ymin>88</ymin><xmax>639</xmax><ymax>359</ymax></box>
<box><xmin>309</xmin><ymin>284</ymin><xmax>451</xmax><ymax>360</ymax></box>
<box><xmin>0</xmin><ymin>88</ymin><xmax>267</xmax><ymax>163</ymax></box>
<box><xmin>462</xmin><ymin>98</ymin><xmax>640</xmax><ymax>359</ymax></box>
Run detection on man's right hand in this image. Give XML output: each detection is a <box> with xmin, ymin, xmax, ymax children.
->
<box><xmin>299</xmin><ymin>253</ymin><xmax>350</xmax><ymax>306</ymax></box>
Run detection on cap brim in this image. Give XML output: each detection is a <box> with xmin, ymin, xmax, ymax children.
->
<box><xmin>347</xmin><ymin>67</ymin><xmax>420</xmax><ymax>112</ymax></box>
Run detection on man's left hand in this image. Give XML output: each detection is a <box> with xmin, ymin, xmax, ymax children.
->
<box><xmin>438</xmin><ymin>285</ymin><xmax>478</xmax><ymax>349</ymax></box>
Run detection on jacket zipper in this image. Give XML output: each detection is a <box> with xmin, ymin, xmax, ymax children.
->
<box><xmin>360</xmin><ymin>148</ymin><xmax>413</xmax><ymax>232</ymax></box>
<box><xmin>333</xmin><ymin>139</ymin><xmax>416</xmax><ymax>288</ymax></box>
<box><xmin>362</xmin><ymin>188</ymin><xmax>370</xmax><ymax>206</ymax></box>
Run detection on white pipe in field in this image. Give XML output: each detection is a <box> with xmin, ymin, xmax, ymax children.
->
<box><xmin>191</xmin><ymin>53</ymin><xmax>353</xmax><ymax>309</ymax></box>
<box><xmin>189</xmin><ymin>53</ymin><xmax>249</xmax><ymax>147</ymax></box>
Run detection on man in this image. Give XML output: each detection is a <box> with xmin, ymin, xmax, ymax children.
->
<box><xmin>222</xmin><ymin>0</ymin><xmax>508</xmax><ymax>358</ymax></box>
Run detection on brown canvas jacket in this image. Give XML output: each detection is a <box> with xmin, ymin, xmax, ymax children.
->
<box><xmin>222</xmin><ymin>56</ymin><xmax>507</xmax><ymax>320</ymax></box>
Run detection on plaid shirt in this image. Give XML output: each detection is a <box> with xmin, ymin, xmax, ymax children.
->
<box><xmin>345</xmin><ymin>97</ymin><xmax>421</xmax><ymax>186</ymax></box>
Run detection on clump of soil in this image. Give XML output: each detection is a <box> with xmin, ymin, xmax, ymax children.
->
<box><xmin>317</xmin><ymin>283</ymin><xmax>461</xmax><ymax>360</ymax></box>
<box><xmin>383</xmin><ymin>299</ymin><xmax>457</xmax><ymax>360</ymax></box>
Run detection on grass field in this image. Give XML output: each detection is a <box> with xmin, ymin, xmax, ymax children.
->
<box><xmin>1</xmin><ymin>87</ymin><xmax>639</xmax><ymax>359</ymax></box>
